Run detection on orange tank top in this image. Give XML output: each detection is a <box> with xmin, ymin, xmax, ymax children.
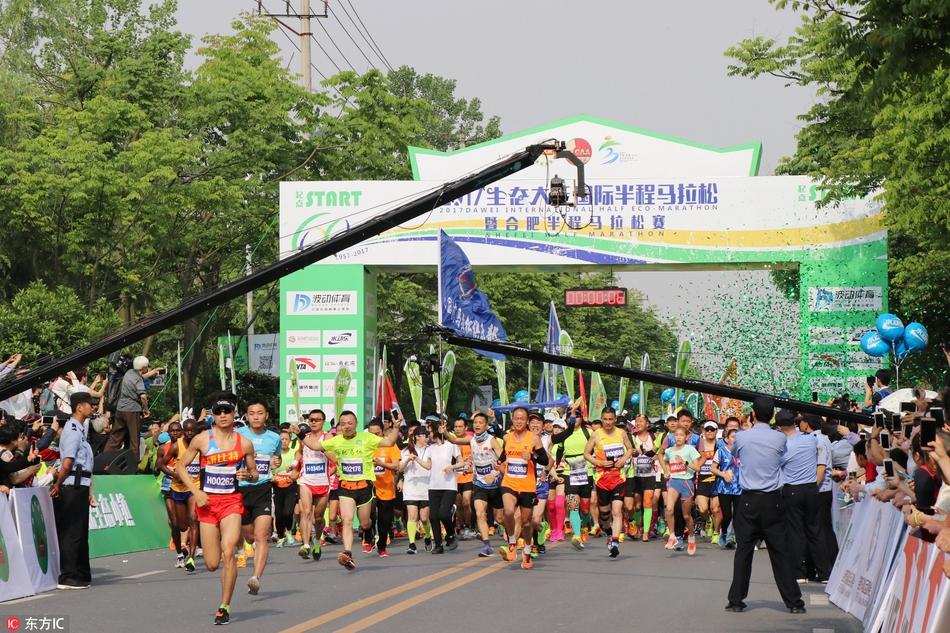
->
<box><xmin>501</xmin><ymin>431</ymin><xmax>536</xmax><ymax>493</ymax></box>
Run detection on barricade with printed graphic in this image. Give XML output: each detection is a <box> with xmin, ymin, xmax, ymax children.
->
<box><xmin>88</xmin><ymin>475</ymin><xmax>171</xmax><ymax>557</ymax></box>
<box><xmin>9</xmin><ymin>488</ymin><xmax>59</xmax><ymax>594</ymax></box>
<box><xmin>0</xmin><ymin>493</ymin><xmax>34</xmax><ymax>602</ymax></box>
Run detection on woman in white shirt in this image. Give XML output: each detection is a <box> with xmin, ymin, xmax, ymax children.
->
<box><xmin>416</xmin><ymin>418</ymin><xmax>464</xmax><ymax>554</ymax></box>
<box><xmin>401</xmin><ymin>427</ymin><xmax>433</xmax><ymax>554</ymax></box>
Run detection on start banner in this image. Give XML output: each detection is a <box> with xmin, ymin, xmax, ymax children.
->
<box><xmin>89</xmin><ymin>475</ymin><xmax>171</xmax><ymax>558</ymax></box>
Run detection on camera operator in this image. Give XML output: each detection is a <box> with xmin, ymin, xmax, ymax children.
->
<box><xmin>863</xmin><ymin>369</ymin><xmax>893</xmax><ymax>411</ymax></box>
<box><xmin>105</xmin><ymin>355</ymin><xmax>163</xmax><ymax>458</ymax></box>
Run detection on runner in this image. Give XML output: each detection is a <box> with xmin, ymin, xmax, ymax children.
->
<box><xmin>369</xmin><ymin>418</ymin><xmax>401</xmax><ymax>557</ymax></box>
<box><xmin>546</xmin><ymin>417</ymin><xmax>567</xmax><ymax>542</ymax></box>
<box><xmin>448</xmin><ymin>412</ymin><xmax>503</xmax><ymax>556</ymax></box>
<box><xmin>417</xmin><ymin>418</ymin><xmax>463</xmax><ymax>554</ymax></box>
<box><xmin>710</xmin><ymin>427</ymin><xmax>741</xmax><ymax>549</ymax></box>
<box><xmin>584</xmin><ymin>407</ymin><xmax>633</xmax><ymax>559</ymax></box>
<box><xmin>529</xmin><ymin>412</ymin><xmax>553</xmax><ymax>556</ymax></box>
<box><xmin>295</xmin><ymin>412</ymin><xmax>331</xmax><ymax>561</ymax></box>
<box><xmin>272</xmin><ymin>429</ymin><xmax>300</xmax><ymax>547</ymax></box>
<box><xmin>176</xmin><ymin>396</ymin><xmax>258</xmax><ymax>625</ymax></box>
<box><xmin>299</xmin><ymin>410</ymin><xmax>399</xmax><ymax>570</ymax></box>
<box><xmin>453</xmin><ymin>416</ymin><xmax>476</xmax><ymax>540</ymax></box>
<box><xmin>158</xmin><ymin>417</ymin><xmax>201</xmax><ymax>573</ymax></box>
<box><xmin>401</xmin><ymin>426</ymin><xmax>433</xmax><ymax>554</ymax></box>
<box><xmin>552</xmin><ymin>406</ymin><xmax>593</xmax><ymax>550</ymax></box>
<box><xmin>630</xmin><ymin>414</ymin><xmax>659</xmax><ymax>542</ymax></box>
<box><xmin>499</xmin><ymin>406</ymin><xmax>548</xmax><ymax>569</ymax></box>
<box><xmin>659</xmin><ymin>427</ymin><xmax>707</xmax><ymax>556</ymax></box>
<box><xmin>695</xmin><ymin>421</ymin><xmax>722</xmax><ymax>542</ymax></box>
<box><xmin>157</xmin><ymin>425</ymin><xmax>180</xmax><ymax>567</ymax></box>
<box><xmin>236</xmin><ymin>400</ymin><xmax>281</xmax><ymax>595</ymax></box>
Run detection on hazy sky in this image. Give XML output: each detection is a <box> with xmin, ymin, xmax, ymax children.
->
<box><xmin>176</xmin><ymin>0</ymin><xmax>815</xmax><ymax>174</ymax></box>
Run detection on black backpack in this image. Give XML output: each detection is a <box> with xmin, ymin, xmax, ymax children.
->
<box><xmin>104</xmin><ymin>352</ymin><xmax>134</xmax><ymax>413</ymax></box>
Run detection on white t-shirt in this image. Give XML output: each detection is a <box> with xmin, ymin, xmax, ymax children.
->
<box><xmin>402</xmin><ymin>446</ymin><xmax>431</xmax><ymax>501</ymax></box>
<box><xmin>426</xmin><ymin>441</ymin><xmax>461</xmax><ymax>491</ymax></box>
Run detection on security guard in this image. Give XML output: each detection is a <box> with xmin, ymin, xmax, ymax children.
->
<box><xmin>51</xmin><ymin>391</ymin><xmax>95</xmax><ymax>589</ymax></box>
<box><xmin>726</xmin><ymin>396</ymin><xmax>805</xmax><ymax>614</ymax></box>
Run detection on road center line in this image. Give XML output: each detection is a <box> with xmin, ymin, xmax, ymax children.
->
<box><xmin>278</xmin><ymin>556</ymin><xmax>487</xmax><ymax>633</ymax></box>
<box><xmin>332</xmin><ymin>560</ymin><xmax>507</xmax><ymax>633</ymax></box>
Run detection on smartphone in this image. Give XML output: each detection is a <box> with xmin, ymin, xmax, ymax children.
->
<box><xmin>880</xmin><ymin>430</ymin><xmax>890</xmax><ymax>450</ymax></box>
<box><xmin>883</xmin><ymin>459</ymin><xmax>895</xmax><ymax>478</ymax></box>
<box><xmin>866</xmin><ymin>376</ymin><xmax>875</xmax><ymax>388</ymax></box>
<box><xmin>889</xmin><ymin>413</ymin><xmax>900</xmax><ymax>431</ymax></box>
<box><xmin>157</xmin><ymin>368</ymin><xmax>167</xmax><ymax>375</ymax></box>
<box><xmin>811</xmin><ymin>391</ymin><xmax>819</xmax><ymax>403</ymax></box>
<box><xmin>903</xmin><ymin>422</ymin><xmax>913</xmax><ymax>437</ymax></box>
<box><xmin>859</xmin><ymin>431</ymin><xmax>868</xmax><ymax>441</ymax></box>
<box><xmin>900</xmin><ymin>401</ymin><xmax>915</xmax><ymax>413</ymax></box>
<box><xmin>391</xmin><ymin>408</ymin><xmax>399</xmax><ymax>420</ymax></box>
<box><xmin>872</xmin><ymin>411</ymin><xmax>885</xmax><ymax>428</ymax></box>
<box><xmin>41</xmin><ymin>415</ymin><xmax>55</xmax><ymax>426</ymax></box>
<box><xmin>920</xmin><ymin>417</ymin><xmax>937</xmax><ymax>446</ymax></box>
<box><xmin>848</xmin><ymin>471</ymin><xmax>857</xmax><ymax>480</ymax></box>
<box><xmin>929</xmin><ymin>408</ymin><xmax>945</xmax><ymax>426</ymax></box>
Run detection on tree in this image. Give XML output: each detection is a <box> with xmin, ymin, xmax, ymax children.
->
<box><xmin>724</xmin><ymin>0</ymin><xmax>950</xmax><ymax>385</ymax></box>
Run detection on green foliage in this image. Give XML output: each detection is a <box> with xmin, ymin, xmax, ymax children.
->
<box><xmin>236</xmin><ymin>370</ymin><xmax>280</xmax><ymax>418</ymax></box>
<box><xmin>0</xmin><ymin>281</ymin><xmax>119</xmax><ymax>361</ymax></box>
<box><xmin>725</xmin><ymin>0</ymin><xmax>950</xmax><ymax>385</ymax></box>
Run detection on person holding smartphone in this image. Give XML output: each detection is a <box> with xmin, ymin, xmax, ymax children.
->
<box><xmin>862</xmin><ymin>369</ymin><xmax>893</xmax><ymax>411</ymax></box>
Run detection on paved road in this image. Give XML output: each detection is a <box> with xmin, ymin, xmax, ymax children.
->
<box><xmin>5</xmin><ymin>536</ymin><xmax>861</xmax><ymax>633</ymax></box>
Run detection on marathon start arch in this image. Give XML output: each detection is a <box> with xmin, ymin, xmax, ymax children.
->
<box><xmin>278</xmin><ymin>115</ymin><xmax>887</xmax><ymax>423</ymax></box>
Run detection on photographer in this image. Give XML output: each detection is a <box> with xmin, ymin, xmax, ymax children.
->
<box><xmin>105</xmin><ymin>355</ymin><xmax>163</xmax><ymax>458</ymax></box>
<box><xmin>863</xmin><ymin>369</ymin><xmax>893</xmax><ymax>410</ymax></box>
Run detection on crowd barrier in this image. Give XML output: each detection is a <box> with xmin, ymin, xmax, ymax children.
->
<box><xmin>88</xmin><ymin>475</ymin><xmax>170</xmax><ymax>558</ymax></box>
<box><xmin>827</xmin><ymin>496</ymin><xmax>948</xmax><ymax>633</ymax></box>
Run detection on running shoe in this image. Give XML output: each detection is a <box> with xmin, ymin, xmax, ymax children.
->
<box><xmin>517</xmin><ymin>537</ymin><xmax>525</xmax><ymax>549</ymax></box>
<box><xmin>424</xmin><ymin>537</ymin><xmax>433</xmax><ymax>552</ymax></box>
<box><xmin>244</xmin><ymin>542</ymin><xmax>255</xmax><ymax>558</ymax></box>
<box><xmin>608</xmin><ymin>539</ymin><xmax>620</xmax><ymax>559</ymax></box>
<box><xmin>298</xmin><ymin>544</ymin><xmax>312</xmax><ymax>560</ymax></box>
<box><xmin>537</xmin><ymin>543</ymin><xmax>546</xmax><ymax>554</ymax></box>
<box><xmin>711</xmin><ymin>534</ymin><xmax>720</xmax><ymax>546</ymax></box>
<box><xmin>580</xmin><ymin>528</ymin><xmax>589</xmax><ymax>544</ymax></box>
<box><xmin>247</xmin><ymin>576</ymin><xmax>260</xmax><ymax>595</ymax></box>
<box><xmin>665</xmin><ymin>534</ymin><xmax>677</xmax><ymax>550</ymax></box>
<box><xmin>687</xmin><ymin>535</ymin><xmax>697</xmax><ymax>556</ymax></box>
<box><xmin>313</xmin><ymin>541</ymin><xmax>322</xmax><ymax>561</ymax></box>
<box><xmin>540</xmin><ymin>522</ymin><xmax>551</xmax><ymax>544</ymax></box>
<box><xmin>184</xmin><ymin>557</ymin><xmax>196</xmax><ymax>573</ymax></box>
<box><xmin>361</xmin><ymin>543</ymin><xmax>373</xmax><ymax>554</ymax></box>
<box><xmin>322</xmin><ymin>530</ymin><xmax>338</xmax><ymax>545</ymax></box>
<box><xmin>196</xmin><ymin>547</ymin><xmax>204</xmax><ymax>558</ymax></box>
<box><xmin>406</xmin><ymin>543</ymin><xmax>417</xmax><ymax>555</ymax></box>
<box><xmin>725</xmin><ymin>537</ymin><xmax>736</xmax><ymax>550</ymax></box>
<box><xmin>674</xmin><ymin>536</ymin><xmax>686</xmax><ymax>551</ymax></box>
<box><xmin>530</xmin><ymin>544</ymin><xmax>539</xmax><ymax>559</ymax></box>
<box><xmin>337</xmin><ymin>551</ymin><xmax>356</xmax><ymax>570</ymax></box>
<box><xmin>571</xmin><ymin>536</ymin><xmax>585</xmax><ymax>550</ymax></box>
<box><xmin>275</xmin><ymin>538</ymin><xmax>286</xmax><ymax>549</ymax></box>
<box><xmin>213</xmin><ymin>606</ymin><xmax>229</xmax><ymax>626</ymax></box>
<box><xmin>499</xmin><ymin>544</ymin><xmax>516</xmax><ymax>561</ymax></box>
<box><xmin>285</xmin><ymin>536</ymin><xmax>299</xmax><ymax>547</ymax></box>
<box><xmin>445</xmin><ymin>537</ymin><xmax>458</xmax><ymax>551</ymax></box>
<box><xmin>175</xmin><ymin>553</ymin><xmax>185</xmax><ymax>568</ymax></box>
<box><xmin>550</xmin><ymin>529</ymin><xmax>565</xmax><ymax>542</ymax></box>
<box><xmin>627</xmin><ymin>524</ymin><xmax>639</xmax><ymax>538</ymax></box>
<box><xmin>590</xmin><ymin>525</ymin><xmax>602</xmax><ymax>538</ymax></box>
<box><xmin>520</xmin><ymin>549</ymin><xmax>533</xmax><ymax>570</ymax></box>
<box><xmin>431</xmin><ymin>545</ymin><xmax>445</xmax><ymax>554</ymax></box>
<box><xmin>478</xmin><ymin>542</ymin><xmax>493</xmax><ymax>557</ymax></box>
<box><xmin>378</xmin><ymin>550</ymin><xmax>389</xmax><ymax>558</ymax></box>
<box><xmin>236</xmin><ymin>552</ymin><xmax>246</xmax><ymax>568</ymax></box>
<box><xmin>618</xmin><ymin>533</ymin><xmax>626</xmax><ymax>543</ymax></box>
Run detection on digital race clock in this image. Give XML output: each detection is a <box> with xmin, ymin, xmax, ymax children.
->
<box><xmin>564</xmin><ymin>288</ymin><xmax>627</xmax><ymax>307</ymax></box>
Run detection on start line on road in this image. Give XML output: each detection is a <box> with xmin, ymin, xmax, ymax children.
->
<box><xmin>21</xmin><ymin>539</ymin><xmax>860</xmax><ymax>633</ymax></box>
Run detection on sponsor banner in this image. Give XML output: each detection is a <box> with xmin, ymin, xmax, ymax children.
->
<box><xmin>286</xmin><ymin>404</ymin><xmax>303</xmax><ymax>423</ymax></box>
<box><xmin>848</xmin><ymin>326</ymin><xmax>873</xmax><ymax>345</ymax></box>
<box><xmin>88</xmin><ymin>475</ymin><xmax>172</xmax><ymax>557</ymax></box>
<box><xmin>10</xmin><ymin>488</ymin><xmax>59</xmax><ymax>593</ymax></box>
<box><xmin>845</xmin><ymin>376</ymin><xmax>870</xmax><ymax>395</ymax></box>
<box><xmin>809</xmin><ymin>377</ymin><xmax>846</xmax><ymax>399</ymax></box>
<box><xmin>323</xmin><ymin>330</ymin><xmax>358</xmax><ymax>349</ymax></box>
<box><xmin>286</xmin><ymin>291</ymin><xmax>357</xmax><ymax>315</ymax></box>
<box><xmin>248</xmin><ymin>334</ymin><xmax>280</xmax><ymax>377</ymax></box>
<box><xmin>809</xmin><ymin>327</ymin><xmax>846</xmax><ymax>346</ymax></box>
<box><xmin>322</xmin><ymin>355</ymin><xmax>357</xmax><ymax>374</ymax></box>
<box><xmin>322</xmin><ymin>379</ymin><xmax>356</xmax><ymax>398</ymax></box>
<box><xmin>847</xmin><ymin>350</ymin><xmax>885</xmax><ymax>371</ymax></box>
<box><xmin>287</xmin><ymin>380</ymin><xmax>321</xmax><ymax>398</ymax></box>
<box><xmin>808</xmin><ymin>286</ymin><xmax>883</xmax><ymax>312</ymax></box>
<box><xmin>874</xmin><ymin>533</ymin><xmax>949</xmax><ymax>633</ymax></box>
<box><xmin>286</xmin><ymin>330</ymin><xmax>322</xmax><ymax>349</ymax></box>
<box><xmin>288</xmin><ymin>355</ymin><xmax>321</xmax><ymax>374</ymax></box>
<box><xmin>809</xmin><ymin>351</ymin><xmax>845</xmax><ymax>371</ymax></box>
<box><xmin>0</xmin><ymin>492</ymin><xmax>34</xmax><ymax>602</ymax></box>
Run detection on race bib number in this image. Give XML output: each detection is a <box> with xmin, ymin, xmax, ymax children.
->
<box><xmin>160</xmin><ymin>475</ymin><xmax>171</xmax><ymax>492</ymax></box>
<box><xmin>186</xmin><ymin>462</ymin><xmax>201</xmax><ymax>477</ymax></box>
<box><xmin>569</xmin><ymin>471</ymin><xmax>589</xmax><ymax>486</ymax></box>
<box><xmin>255</xmin><ymin>456</ymin><xmax>271</xmax><ymax>476</ymax></box>
<box><xmin>507</xmin><ymin>458</ymin><xmax>528</xmax><ymax>478</ymax></box>
<box><xmin>341</xmin><ymin>459</ymin><xmax>363</xmax><ymax>477</ymax></box>
<box><xmin>475</xmin><ymin>463</ymin><xmax>493</xmax><ymax>476</ymax></box>
<box><xmin>304</xmin><ymin>461</ymin><xmax>326</xmax><ymax>475</ymax></box>
<box><xmin>604</xmin><ymin>443</ymin><xmax>624</xmax><ymax>461</ymax></box>
<box><xmin>635</xmin><ymin>455</ymin><xmax>654</xmax><ymax>476</ymax></box>
<box><xmin>669</xmin><ymin>461</ymin><xmax>687</xmax><ymax>476</ymax></box>
<box><xmin>204</xmin><ymin>465</ymin><xmax>237</xmax><ymax>493</ymax></box>
<box><xmin>374</xmin><ymin>464</ymin><xmax>384</xmax><ymax>475</ymax></box>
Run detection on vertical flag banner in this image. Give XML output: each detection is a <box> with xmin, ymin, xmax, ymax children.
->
<box><xmin>674</xmin><ymin>340</ymin><xmax>691</xmax><ymax>409</ymax></box>
<box><xmin>289</xmin><ymin>357</ymin><xmax>301</xmax><ymax>423</ymax></box>
<box><xmin>578</xmin><ymin>369</ymin><xmax>588</xmax><ymax>419</ymax></box>
<box><xmin>493</xmin><ymin>359</ymin><xmax>509</xmax><ymax>407</ymax></box>
<box><xmin>639</xmin><ymin>353</ymin><xmax>650</xmax><ymax>416</ymax></box>
<box><xmin>527</xmin><ymin>360</ymin><xmax>533</xmax><ymax>403</ymax></box>
<box><xmin>437</xmin><ymin>230</ymin><xmax>508</xmax><ymax>359</ymax></box>
<box><xmin>618</xmin><ymin>355</ymin><xmax>631</xmax><ymax>413</ymax></box>
<box><xmin>560</xmin><ymin>331</ymin><xmax>575</xmax><ymax>402</ymax></box>
<box><xmin>589</xmin><ymin>371</ymin><xmax>607</xmax><ymax>421</ymax></box>
<box><xmin>430</xmin><ymin>344</ymin><xmax>444</xmax><ymax>415</ymax></box>
<box><xmin>333</xmin><ymin>366</ymin><xmax>351</xmax><ymax>424</ymax></box>
<box><xmin>440</xmin><ymin>350</ymin><xmax>456</xmax><ymax>415</ymax></box>
<box><xmin>404</xmin><ymin>356</ymin><xmax>423</xmax><ymax>421</ymax></box>
<box><xmin>537</xmin><ymin>302</ymin><xmax>562</xmax><ymax>402</ymax></box>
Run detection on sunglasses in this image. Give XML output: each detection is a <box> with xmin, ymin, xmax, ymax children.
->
<box><xmin>212</xmin><ymin>406</ymin><xmax>235</xmax><ymax>415</ymax></box>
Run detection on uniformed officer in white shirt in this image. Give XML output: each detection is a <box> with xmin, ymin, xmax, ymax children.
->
<box><xmin>51</xmin><ymin>391</ymin><xmax>95</xmax><ymax>589</ymax></box>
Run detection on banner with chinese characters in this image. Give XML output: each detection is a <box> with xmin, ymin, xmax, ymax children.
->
<box><xmin>87</xmin><ymin>475</ymin><xmax>171</xmax><ymax>558</ymax></box>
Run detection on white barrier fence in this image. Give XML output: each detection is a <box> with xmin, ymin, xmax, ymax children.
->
<box><xmin>0</xmin><ymin>488</ymin><xmax>62</xmax><ymax>602</ymax></box>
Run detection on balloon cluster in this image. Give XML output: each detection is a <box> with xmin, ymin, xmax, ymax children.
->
<box><xmin>860</xmin><ymin>313</ymin><xmax>929</xmax><ymax>365</ymax></box>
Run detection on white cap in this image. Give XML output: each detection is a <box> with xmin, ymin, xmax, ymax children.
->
<box><xmin>132</xmin><ymin>356</ymin><xmax>149</xmax><ymax>371</ymax></box>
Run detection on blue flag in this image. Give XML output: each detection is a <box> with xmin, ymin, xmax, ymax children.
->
<box><xmin>439</xmin><ymin>230</ymin><xmax>508</xmax><ymax>360</ymax></box>
<box><xmin>536</xmin><ymin>302</ymin><xmax>561</xmax><ymax>402</ymax></box>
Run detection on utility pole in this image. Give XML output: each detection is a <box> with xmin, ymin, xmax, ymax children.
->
<box><xmin>257</xmin><ymin>1</ymin><xmax>328</xmax><ymax>92</ymax></box>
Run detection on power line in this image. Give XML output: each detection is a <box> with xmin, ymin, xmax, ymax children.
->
<box><xmin>338</xmin><ymin>0</ymin><xmax>394</xmax><ymax>72</ymax></box>
<box><xmin>326</xmin><ymin>3</ymin><xmax>378</xmax><ymax>71</ymax></box>
<box><xmin>313</xmin><ymin>14</ymin><xmax>361</xmax><ymax>72</ymax></box>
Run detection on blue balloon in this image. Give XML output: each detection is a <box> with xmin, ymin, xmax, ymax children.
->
<box><xmin>875</xmin><ymin>313</ymin><xmax>905</xmax><ymax>342</ymax></box>
<box><xmin>903</xmin><ymin>322</ymin><xmax>929</xmax><ymax>352</ymax></box>
<box><xmin>629</xmin><ymin>394</ymin><xmax>640</xmax><ymax>406</ymax></box>
<box><xmin>610</xmin><ymin>400</ymin><xmax>620</xmax><ymax>411</ymax></box>
<box><xmin>660</xmin><ymin>388</ymin><xmax>675</xmax><ymax>403</ymax></box>
<box><xmin>490</xmin><ymin>399</ymin><xmax>501</xmax><ymax>409</ymax></box>
<box><xmin>894</xmin><ymin>338</ymin><xmax>909</xmax><ymax>361</ymax></box>
<box><xmin>679</xmin><ymin>393</ymin><xmax>686</xmax><ymax>403</ymax></box>
<box><xmin>861</xmin><ymin>331</ymin><xmax>890</xmax><ymax>357</ymax></box>
<box><xmin>514</xmin><ymin>390</ymin><xmax>530</xmax><ymax>402</ymax></box>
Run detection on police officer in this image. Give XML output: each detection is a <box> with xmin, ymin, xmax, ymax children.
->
<box><xmin>726</xmin><ymin>396</ymin><xmax>805</xmax><ymax>614</ymax></box>
<box><xmin>51</xmin><ymin>391</ymin><xmax>95</xmax><ymax>589</ymax></box>
<box><xmin>776</xmin><ymin>410</ymin><xmax>829</xmax><ymax>583</ymax></box>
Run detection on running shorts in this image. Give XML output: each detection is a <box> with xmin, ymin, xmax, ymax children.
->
<box><xmin>596</xmin><ymin>481</ymin><xmax>625</xmax><ymax>505</ymax></box>
<box><xmin>695</xmin><ymin>480</ymin><xmax>717</xmax><ymax>498</ymax></box>
<box><xmin>564</xmin><ymin>478</ymin><xmax>592</xmax><ymax>498</ymax></box>
<box><xmin>668</xmin><ymin>478</ymin><xmax>695</xmax><ymax>501</ymax></box>
<box><xmin>329</xmin><ymin>488</ymin><xmax>340</xmax><ymax>501</ymax></box>
<box><xmin>500</xmin><ymin>486</ymin><xmax>535</xmax><ymax>509</ymax></box>
<box><xmin>628</xmin><ymin>476</ymin><xmax>656</xmax><ymax>496</ymax></box>
<box><xmin>196</xmin><ymin>492</ymin><xmax>245</xmax><ymax>525</ymax></box>
<box><xmin>240</xmin><ymin>484</ymin><xmax>273</xmax><ymax>525</ymax></box>
<box><xmin>536</xmin><ymin>481</ymin><xmax>550</xmax><ymax>501</ymax></box>
<box><xmin>472</xmin><ymin>486</ymin><xmax>503</xmax><ymax>510</ymax></box>
<box><xmin>161</xmin><ymin>490</ymin><xmax>172</xmax><ymax>500</ymax></box>
<box><xmin>404</xmin><ymin>499</ymin><xmax>429</xmax><ymax>508</ymax></box>
<box><xmin>457</xmin><ymin>481</ymin><xmax>474</xmax><ymax>494</ymax></box>
<box><xmin>302</xmin><ymin>483</ymin><xmax>330</xmax><ymax>497</ymax></box>
<box><xmin>338</xmin><ymin>485</ymin><xmax>374</xmax><ymax>507</ymax></box>
<box><xmin>171</xmin><ymin>489</ymin><xmax>192</xmax><ymax>505</ymax></box>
